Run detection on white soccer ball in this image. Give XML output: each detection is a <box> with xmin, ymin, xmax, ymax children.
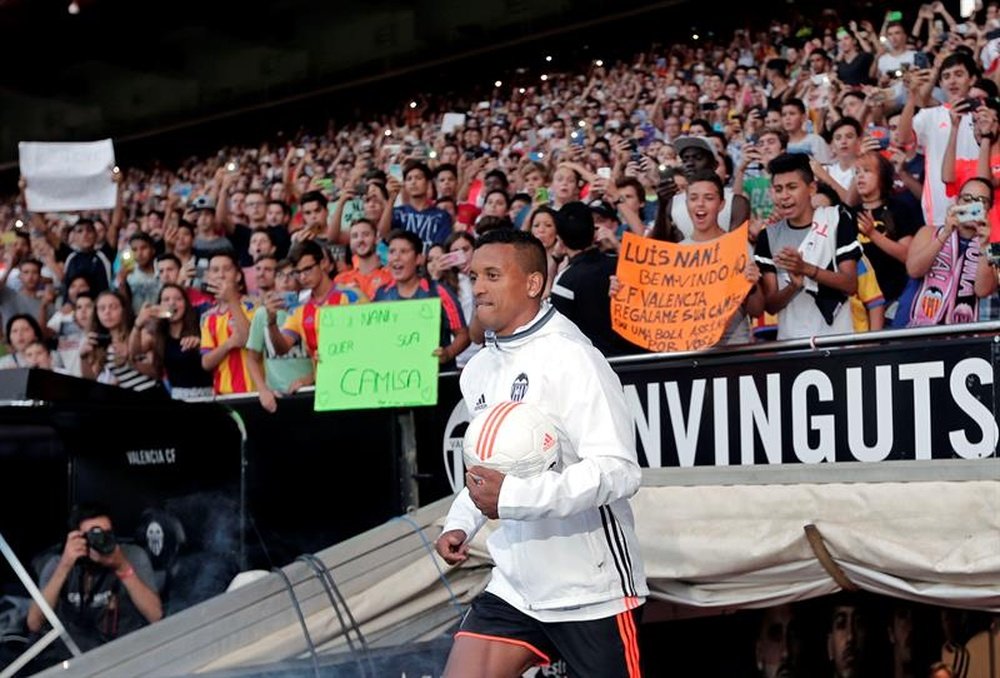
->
<box><xmin>463</xmin><ymin>400</ymin><xmax>561</xmax><ymax>478</ymax></box>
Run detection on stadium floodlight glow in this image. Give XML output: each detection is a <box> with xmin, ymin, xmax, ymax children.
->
<box><xmin>494</xmin><ymin>80</ymin><xmax>502</xmax><ymax>87</ymax></box>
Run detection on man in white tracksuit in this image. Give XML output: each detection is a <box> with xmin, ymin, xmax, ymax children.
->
<box><xmin>435</xmin><ymin>228</ymin><xmax>648</xmax><ymax>678</ymax></box>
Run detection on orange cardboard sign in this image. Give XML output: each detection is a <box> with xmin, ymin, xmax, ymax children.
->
<box><xmin>611</xmin><ymin>223</ymin><xmax>752</xmax><ymax>352</ymax></box>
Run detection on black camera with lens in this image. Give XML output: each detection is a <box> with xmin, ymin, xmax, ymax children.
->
<box><xmin>84</xmin><ymin>527</ymin><xmax>117</xmax><ymax>556</ymax></box>
<box><xmin>93</xmin><ymin>331</ymin><xmax>112</xmax><ymax>349</ymax></box>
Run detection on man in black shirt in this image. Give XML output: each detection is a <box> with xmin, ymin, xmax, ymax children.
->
<box><xmin>549</xmin><ymin>202</ymin><xmax>641</xmax><ymax>357</ymax></box>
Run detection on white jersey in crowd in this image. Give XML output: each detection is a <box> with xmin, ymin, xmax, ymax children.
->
<box><xmin>671</xmin><ymin>186</ymin><xmax>734</xmax><ymax>239</ymax></box>
<box><xmin>824</xmin><ymin>162</ymin><xmax>856</xmax><ymax>191</ymax></box>
<box><xmin>444</xmin><ymin>304</ymin><xmax>647</xmax><ymax>623</ymax></box>
<box><xmin>913</xmin><ymin>105</ymin><xmax>978</xmax><ymax>227</ymax></box>
<box><xmin>877</xmin><ymin>50</ymin><xmax>917</xmax><ymax>76</ymax></box>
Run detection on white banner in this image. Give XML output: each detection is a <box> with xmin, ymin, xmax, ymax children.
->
<box><xmin>18</xmin><ymin>139</ymin><xmax>117</xmax><ymax>212</ymax></box>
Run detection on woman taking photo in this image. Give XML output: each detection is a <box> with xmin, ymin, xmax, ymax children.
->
<box><xmin>130</xmin><ymin>283</ymin><xmax>213</xmax><ymax>399</ymax></box>
<box><xmin>79</xmin><ymin>289</ymin><xmax>159</xmax><ymax>392</ymax></box>
<box><xmin>897</xmin><ymin>176</ymin><xmax>998</xmax><ymax>326</ymax></box>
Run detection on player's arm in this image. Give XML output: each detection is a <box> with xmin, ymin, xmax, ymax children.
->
<box><xmin>497</xmin><ymin>350</ymin><xmax>642</xmax><ymax>521</ymax></box>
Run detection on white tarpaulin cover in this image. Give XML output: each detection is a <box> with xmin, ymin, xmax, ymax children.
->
<box><xmin>632</xmin><ymin>480</ymin><xmax>1000</xmax><ymax>612</ymax></box>
<box><xmin>18</xmin><ymin>139</ymin><xmax>117</xmax><ymax>212</ymax></box>
<box><xmin>32</xmin><ymin>478</ymin><xmax>1000</xmax><ymax>676</ymax></box>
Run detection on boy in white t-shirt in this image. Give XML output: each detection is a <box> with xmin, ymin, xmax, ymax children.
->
<box><xmin>898</xmin><ymin>51</ymin><xmax>979</xmax><ymax>227</ymax></box>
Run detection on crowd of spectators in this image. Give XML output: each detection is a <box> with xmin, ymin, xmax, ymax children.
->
<box><xmin>1</xmin><ymin>1</ymin><xmax>1000</xmax><ymax>408</ymax></box>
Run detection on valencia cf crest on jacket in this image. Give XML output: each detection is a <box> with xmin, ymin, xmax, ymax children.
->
<box><xmin>510</xmin><ymin>373</ymin><xmax>529</xmax><ymax>401</ymax></box>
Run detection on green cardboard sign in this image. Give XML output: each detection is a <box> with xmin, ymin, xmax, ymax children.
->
<box><xmin>314</xmin><ymin>299</ymin><xmax>441</xmax><ymax>411</ymax></box>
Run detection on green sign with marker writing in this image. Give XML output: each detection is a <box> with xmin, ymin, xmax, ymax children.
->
<box><xmin>314</xmin><ymin>299</ymin><xmax>441</xmax><ymax>411</ymax></box>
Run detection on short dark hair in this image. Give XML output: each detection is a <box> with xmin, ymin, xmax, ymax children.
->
<box><xmin>368</xmin><ymin>181</ymin><xmax>389</xmax><ymax>201</ymax></box>
<box><xmin>483</xmin><ymin>189</ymin><xmax>510</xmax><ymax>208</ymax></box>
<box><xmin>433</xmin><ymin>163</ymin><xmax>458</xmax><ymax>179</ymax></box>
<box><xmin>815</xmin><ymin>181</ymin><xmax>843</xmax><ymax>206</ymax></box>
<box><xmin>129</xmin><ymin>231</ymin><xmax>156</xmax><ymax>247</ymax></box>
<box><xmin>254</xmin><ymin>252</ymin><xmax>278</xmax><ymax>266</ymax></box>
<box><xmin>156</xmin><ymin>253</ymin><xmax>181</xmax><ymax>268</ymax></box>
<box><xmin>385</xmin><ymin>228</ymin><xmax>424</xmax><ymax>254</ymax></box>
<box><xmin>300</xmin><ymin>191</ymin><xmax>327</xmax><ymax>209</ymax></box>
<box><xmin>556</xmin><ymin>201</ymin><xmax>595</xmax><ymax>251</ymax></box>
<box><xmin>768</xmin><ymin>152</ymin><xmax>814</xmax><ymax>183</ymax></box>
<box><xmin>962</xmin><ymin>176</ymin><xmax>995</xmax><ymax>207</ymax></box>
<box><xmin>68</xmin><ymin>502</ymin><xmax>113</xmax><ymax>531</ymax></box>
<box><xmin>475</xmin><ymin>215</ymin><xmax>515</xmax><ymax>236</ymax></box>
<box><xmin>484</xmin><ymin>168</ymin><xmax>509</xmax><ymax>187</ymax></box>
<box><xmin>288</xmin><ymin>239</ymin><xmax>326</xmax><ymax>266</ymax></box>
<box><xmin>829</xmin><ymin>116</ymin><xmax>862</xmax><ymax>138</ymax></box>
<box><xmin>208</xmin><ymin>251</ymin><xmax>246</xmax><ymax>294</ymax></box>
<box><xmin>616</xmin><ymin>177</ymin><xmax>646</xmax><ymax>203</ymax></box>
<box><xmin>267</xmin><ymin>200</ymin><xmax>290</xmax><ymax>216</ymax></box>
<box><xmin>940</xmin><ymin>51</ymin><xmax>979</xmax><ymax>79</ymax></box>
<box><xmin>18</xmin><ymin>257</ymin><xmax>42</xmax><ymax>271</ymax></box>
<box><xmin>402</xmin><ymin>160</ymin><xmax>433</xmax><ymax>182</ymax></box>
<box><xmin>249</xmin><ymin>227</ymin><xmax>275</xmax><ymax>246</ymax></box>
<box><xmin>349</xmin><ymin>218</ymin><xmax>377</xmax><ymax>233</ymax></box>
<box><xmin>475</xmin><ymin>228</ymin><xmax>548</xmax><ymax>289</ymax></box>
<box><xmin>686</xmin><ymin>169</ymin><xmax>724</xmax><ymax>197</ymax></box>
<box><xmin>840</xmin><ymin>90</ymin><xmax>865</xmax><ymax>105</ymax></box>
<box><xmin>688</xmin><ymin>117</ymin><xmax>713</xmax><ymax>132</ymax></box>
<box><xmin>759</xmin><ymin>127</ymin><xmax>789</xmax><ymax>149</ymax></box>
<box><xmin>781</xmin><ymin>98</ymin><xmax>807</xmax><ymax>115</ymax></box>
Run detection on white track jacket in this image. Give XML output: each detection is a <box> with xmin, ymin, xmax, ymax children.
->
<box><xmin>443</xmin><ymin>304</ymin><xmax>648</xmax><ymax>622</ymax></box>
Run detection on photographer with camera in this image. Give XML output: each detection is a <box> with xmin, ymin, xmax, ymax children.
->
<box><xmin>26</xmin><ymin>503</ymin><xmax>162</xmax><ymax>652</ymax></box>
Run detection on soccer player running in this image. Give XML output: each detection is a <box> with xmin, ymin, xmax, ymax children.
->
<box><xmin>434</xmin><ymin>229</ymin><xmax>647</xmax><ymax>677</ymax></box>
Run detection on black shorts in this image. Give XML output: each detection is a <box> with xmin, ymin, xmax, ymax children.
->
<box><xmin>456</xmin><ymin>592</ymin><xmax>643</xmax><ymax>677</ymax></box>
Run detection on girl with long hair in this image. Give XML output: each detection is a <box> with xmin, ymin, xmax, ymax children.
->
<box><xmin>130</xmin><ymin>283</ymin><xmax>213</xmax><ymax>399</ymax></box>
<box><xmin>79</xmin><ymin>290</ymin><xmax>158</xmax><ymax>392</ymax></box>
<box><xmin>852</xmin><ymin>150</ymin><xmax>921</xmax><ymax>320</ymax></box>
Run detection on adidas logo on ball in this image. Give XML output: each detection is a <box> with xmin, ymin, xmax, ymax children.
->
<box><xmin>463</xmin><ymin>400</ymin><xmax>561</xmax><ymax>478</ymax></box>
